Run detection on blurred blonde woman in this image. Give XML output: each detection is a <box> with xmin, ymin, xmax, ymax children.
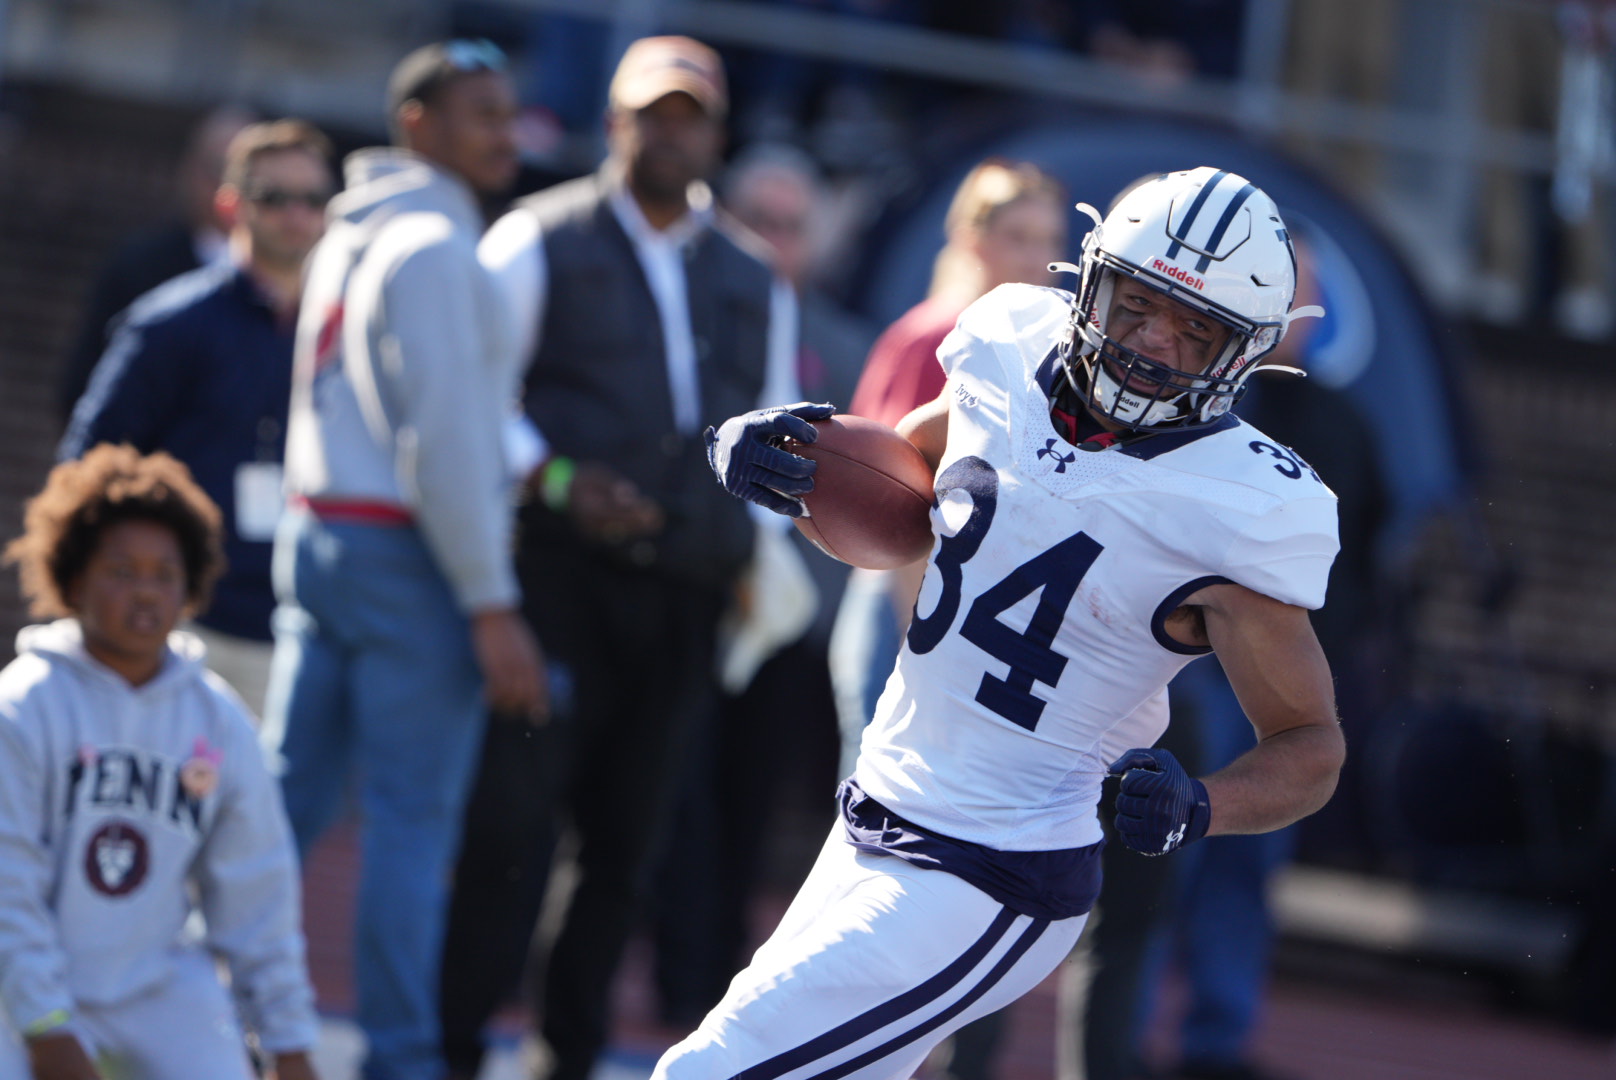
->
<box><xmin>851</xmin><ymin>159</ymin><xmax>1067</xmax><ymax>426</ymax></box>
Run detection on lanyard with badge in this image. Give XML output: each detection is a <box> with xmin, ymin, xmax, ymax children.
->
<box><xmin>234</xmin><ymin>417</ymin><xmax>285</xmax><ymax>542</ymax></box>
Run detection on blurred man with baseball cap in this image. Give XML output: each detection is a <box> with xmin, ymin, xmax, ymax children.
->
<box><xmin>609</xmin><ymin>33</ymin><xmax>728</xmax><ymax>115</ymax></box>
<box><xmin>440</xmin><ymin>34</ymin><xmax>800</xmax><ymax>1080</ymax></box>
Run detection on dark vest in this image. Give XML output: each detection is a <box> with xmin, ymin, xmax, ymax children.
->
<box><xmin>517</xmin><ymin>173</ymin><xmax>771</xmax><ymax>590</ymax></box>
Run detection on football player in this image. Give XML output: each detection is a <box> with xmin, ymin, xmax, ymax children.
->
<box><xmin>679</xmin><ymin>166</ymin><xmax>1344</xmax><ymax>1079</ymax></box>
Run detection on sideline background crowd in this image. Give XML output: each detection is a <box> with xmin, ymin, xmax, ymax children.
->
<box><xmin>0</xmin><ymin>2</ymin><xmax>1614</xmax><ymax>1079</ymax></box>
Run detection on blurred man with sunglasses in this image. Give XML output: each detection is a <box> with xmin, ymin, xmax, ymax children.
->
<box><xmin>262</xmin><ymin>39</ymin><xmax>547</xmax><ymax>1080</ymax></box>
<box><xmin>60</xmin><ymin>118</ymin><xmax>334</xmax><ymax>719</ymax></box>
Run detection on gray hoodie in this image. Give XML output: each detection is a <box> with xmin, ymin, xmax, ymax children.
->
<box><xmin>285</xmin><ymin>148</ymin><xmax>521</xmax><ymax>612</ymax></box>
<box><xmin>0</xmin><ymin>621</ymin><xmax>317</xmax><ymax>1053</ymax></box>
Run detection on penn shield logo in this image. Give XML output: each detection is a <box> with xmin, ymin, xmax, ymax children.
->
<box><xmin>85</xmin><ymin>820</ymin><xmax>149</xmax><ymax>897</ymax></box>
<box><xmin>1151</xmin><ymin>259</ymin><xmax>1204</xmax><ymax>291</ymax></box>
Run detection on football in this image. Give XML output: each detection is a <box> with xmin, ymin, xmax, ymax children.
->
<box><xmin>784</xmin><ymin>414</ymin><xmax>935</xmax><ymax>570</ymax></box>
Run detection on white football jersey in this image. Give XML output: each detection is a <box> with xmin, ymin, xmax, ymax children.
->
<box><xmin>854</xmin><ymin>283</ymin><xmax>1339</xmax><ymax>853</ymax></box>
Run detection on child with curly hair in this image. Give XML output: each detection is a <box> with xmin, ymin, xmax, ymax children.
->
<box><xmin>0</xmin><ymin>444</ymin><xmax>319</xmax><ymax>1080</ymax></box>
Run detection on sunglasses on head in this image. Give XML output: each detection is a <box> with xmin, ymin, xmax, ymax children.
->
<box><xmin>444</xmin><ymin>38</ymin><xmax>507</xmax><ymax>73</ymax></box>
<box><xmin>245</xmin><ymin>188</ymin><xmax>331</xmax><ymax>210</ymax></box>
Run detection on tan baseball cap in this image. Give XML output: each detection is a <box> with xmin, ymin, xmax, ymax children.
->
<box><xmin>609</xmin><ymin>36</ymin><xmax>728</xmax><ymax>116</ymax></box>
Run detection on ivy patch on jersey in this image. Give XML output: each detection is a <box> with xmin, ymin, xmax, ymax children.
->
<box><xmin>85</xmin><ymin>820</ymin><xmax>149</xmax><ymax>897</ymax></box>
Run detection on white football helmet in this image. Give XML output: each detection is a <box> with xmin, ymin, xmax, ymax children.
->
<box><xmin>1055</xmin><ymin>166</ymin><xmax>1323</xmax><ymax>432</ymax></box>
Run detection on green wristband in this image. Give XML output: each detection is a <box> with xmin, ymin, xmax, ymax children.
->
<box><xmin>24</xmin><ymin>1008</ymin><xmax>70</xmax><ymax>1036</ymax></box>
<box><xmin>540</xmin><ymin>455</ymin><xmax>575</xmax><ymax>512</ymax></box>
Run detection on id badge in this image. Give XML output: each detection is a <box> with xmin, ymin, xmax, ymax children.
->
<box><xmin>234</xmin><ymin>462</ymin><xmax>285</xmax><ymax>541</ymax></box>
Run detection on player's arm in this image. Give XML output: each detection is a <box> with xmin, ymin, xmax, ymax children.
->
<box><xmin>1110</xmin><ymin>581</ymin><xmax>1342</xmax><ymax>855</ymax></box>
<box><xmin>1190</xmin><ymin>581</ymin><xmax>1344</xmax><ymax>835</ymax></box>
<box><xmin>895</xmin><ymin>389</ymin><xmax>950</xmax><ymax>472</ymax></box>
<box><xmin>878</xmin><ymin>389</ymin><xmax>952</xmax><ymax>614</ymax></box>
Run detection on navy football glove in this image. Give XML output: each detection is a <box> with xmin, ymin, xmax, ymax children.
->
<box><xmin>1109</xmin><ymin>747</ymin><xmax>1211</xmax><ymax>856</ymax></box>
<box><xmin>704</xmin><ymin>402</ymin><xmax>835</xmax><ymax>518</ymax></box>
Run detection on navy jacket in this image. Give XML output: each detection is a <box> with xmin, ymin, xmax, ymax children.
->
<box><xmin>58</xmin><ymin>222</ymin><xmax>209</xmax><ymax>424</ymax></box>
<box><xmin>60</xmin><ymin>262</ymin><xmax>295</xmax><ymax>642</ymax></box>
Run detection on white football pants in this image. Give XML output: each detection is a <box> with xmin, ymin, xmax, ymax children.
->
<box><xmin>654</xmin><ymin>824</ymin><xmax>1088</xmax><ymax>1080</ymax></box>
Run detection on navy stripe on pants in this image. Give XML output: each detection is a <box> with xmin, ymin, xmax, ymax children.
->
<box><xmin>731</xmin><ymin>907</ymin><xmax>1049</xmax><ymax>1079</ymax></box>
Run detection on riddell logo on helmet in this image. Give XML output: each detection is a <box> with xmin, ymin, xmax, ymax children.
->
<box><xmin>1151</xmin><ymin>259</ymin><xmax>1204</xmax><ymax>291</ymax></box>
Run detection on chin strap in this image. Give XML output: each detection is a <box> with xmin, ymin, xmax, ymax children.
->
<box><xmin>1096</xmin><ymin>364</ymin><xmax>1190</xmax><ymax>427</ymax></box>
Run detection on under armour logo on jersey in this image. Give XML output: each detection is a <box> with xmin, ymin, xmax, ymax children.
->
<box><xmin>1037</xmin><ymin>439</ymin><xmax>1077</xmax><ymax>473</ymax></box>
<box><xmin>1163</xmin><ymin>823</ymin><xmax>1187</xmax><ymax>852</ymax></box>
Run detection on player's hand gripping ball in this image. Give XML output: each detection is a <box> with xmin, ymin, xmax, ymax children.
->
<box><xmin>783</xmin><ymin>414</ymin><xmax>935</xmax><ymax>570</ymax></box>
<box><xmin>705</xmin><ymin>402</ymin><xmax>835</xmax><ymax>517</ymax></box>
<box><xmin>1110</xmin><ymin>747</ymin><xmax>1211</xmax><ymax>856</ymax></box>
<box><xmin>706</xmin><ymin>406</ymin><xmax>936</xmax><ymax>570</ymax></box>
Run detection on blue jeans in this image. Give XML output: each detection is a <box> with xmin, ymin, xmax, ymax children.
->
<box><xmin>263</xmin><ymin>511</ymin><xmax>485</xmax><ymax>1080</ymax></box>
<box><xmin>1162</xmin><ymin>659</ymin><xmax>1296</xmax><ymax>1066</ymax></box>
<box><xmin>827</xmin><ymin>568</ymin><xmax>904</xmax><ymax>780</ymax></box>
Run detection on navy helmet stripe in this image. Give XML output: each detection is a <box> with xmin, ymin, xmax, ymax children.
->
<box><xmin>1164</xmin><ymin>170</ymin><xmax>1229</xmax><ymax>260</ymax></box>
<box><xmin>1194</xmin><ymin>181</ymin><xmax>1257</xmax><ymax>272</ymax></box>
<box><xmin>1278</xmin><ymin>226</ymin><xmax>1298</xmax><ymax>280</ymax></box>
<box><xmin>813</xmin><ymin>917</ymin><xmax>1052</xmax><ymax>1079</ymax></box>
<box><xmin>733</xmin><ymin>906</ymin><xmax>1021</xmax><ymax>1079</ymax></box>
